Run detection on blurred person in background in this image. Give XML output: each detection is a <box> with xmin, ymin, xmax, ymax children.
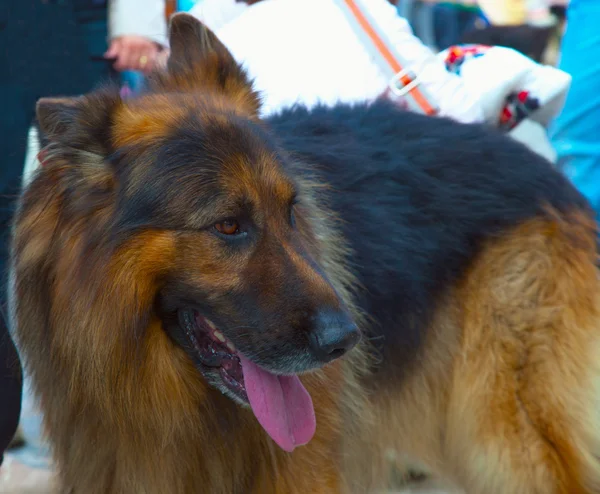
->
<box><xmin>191</xmin><ymin>0</ymin><xmax>485</xmax><ymax>122</ymax></box>
<box><xmin>188</xmin><ymin>0</ymin><xmax>253</xmax><ymax>32</ymax></box>
<box><xmin>0</xmin><ymin>0</ymin><xmax>166</xmax><ymax>477</ymax></box>
<box><xmin>398</xmin><ymin>0</ymin><xmax>486</xmax><ymax>50</ymax></box>
<box><xmin>105</xmin><ymin>0</ymin><xmax>168</xmax><ymax>73</ymax></box>
<box><xmin>549</xmin><ymin>0</ymin><xmax>600</xmax><ymax>220</ymax></box>
<box><xmin>189</xmin><ymin>0</ymin><xmax>567</xmax><ymax>158</ymax></box>
<box><xmin>462</xmin><ymin>0</ymin><xmax>563</xmax><ymax>62</ymax></box>
<box><xmin>398</xmin><ymin>0</ymin><xmax>565</xmax><ymax>62</ymax></box>
<box><xmin>0</xmin><ymin>0</ymin><xmax>167</xmax><ymax>189</ymax></box>
<box><xmin>0</xmin><ymin>302</ymin><xmax>21</xmax><ymax>468</ymax></box>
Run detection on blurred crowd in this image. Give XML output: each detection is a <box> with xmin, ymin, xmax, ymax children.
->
<box><xmin>2</xmin><ymin>0</ymin><xmax>600</xmax><ymax>490</ymax></box>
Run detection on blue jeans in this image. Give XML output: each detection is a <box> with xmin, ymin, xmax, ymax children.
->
<box><xmin>432</xmin><ymin>4</ymin><xmax>482</xmax><ymax>50</ymax></box>
<box><xmin>398</xmin><ymin>1</ymin><xmax>483</xmax><ymax>50</ymax></box>
<box><xmin>550</xmin><ymin>0</ymin><xmax>600</xmax><ymax>217</ymax></box>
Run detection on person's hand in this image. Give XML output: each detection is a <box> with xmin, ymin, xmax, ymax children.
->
<box><xmin>104</xmin><ymin>35</ymin><xmax>162</xmax><ymax>74</ymax></box>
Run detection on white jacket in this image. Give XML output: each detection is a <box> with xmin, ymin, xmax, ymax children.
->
<box><xmin>192</xmin><ymin>0</ymin><xmax>484</xmax><ymax>122</ymax></box>
<box><xmin>109</xmin><ymin>0</ymin><xmax>168</xmax><ymax>46</ymax></box>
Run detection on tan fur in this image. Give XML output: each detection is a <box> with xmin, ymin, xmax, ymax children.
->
<box><xmin>444</xmin><ymin>210</ymin><xmax>600</xmax><ymax>493</ymax></box>
<box><xmin>345</xmin><ymin>209</ymin><xmax>600</xmax><ymax>494</ymax></box>
<box><xmin>12</xmin><ymin>97</ymin><xmax>369</xmax><ymax>494</ymax></box>
<box><xmin>12</xmin><ymin>162</ymin><xmax>367</xmax><ymax>493</ymax></box>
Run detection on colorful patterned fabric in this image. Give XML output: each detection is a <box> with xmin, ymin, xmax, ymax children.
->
<box><xmin>499</xmin><ymin>90</ymin><xmax>541</xmax><ymax>130</ymax></box>
<box><xmin>444</xmin><ymin>44</ymin><xmax>490</xmax><ymax>74</ymax></box>
<box><xmin>439</xmin><ymin>43</ymin><xmax>570</xmax><ymax>131</ymax></box>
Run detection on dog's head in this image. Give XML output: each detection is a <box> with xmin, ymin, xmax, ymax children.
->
<box><xmin>30</xmin><ymin>15</ymin><xmax>359</xmax><ymax>451</ymax></box>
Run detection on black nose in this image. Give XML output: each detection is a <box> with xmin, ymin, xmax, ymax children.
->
<box><xmin>309</xmin><ymin>309</ymin><xmax>360</xmax><ymax>363</ymax></box>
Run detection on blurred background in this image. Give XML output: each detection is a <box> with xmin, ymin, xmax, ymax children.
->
<box><xmin>1</xmin><ymin>0</ymin><xmax>595</xmax><ymax>492</ymax></box>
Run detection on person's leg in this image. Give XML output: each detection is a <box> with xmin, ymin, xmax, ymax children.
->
<box><xmin>0</xmin><ymin>313</ymin><xmax>22</xmax><ymax>465</ymax></box>
<box><xmin>0</xmin><ymin>88</ymin><xmax>31</xmax><ymax>466</ymax></box>
<box><xmin>550</xmin><ymin>0</ymin><xmax>600</xmax><ymax>217</ymax></box>
<box><xmin>0</xmin><ymin>0</ymin><xmax>115</xmax><ymax>466</ymax></box>
<box><xmin>414</xmin><ymin>2</ymin><xmax>437</xmax><ymax>49</ymax></box>
<box><xmin>433</xmin><ymin>4</ymin><xmax>461</xmax><ymax>50</ymax></box>
<box><xmin>398</xmin><ymin>0</ymin><xmax>434</xmax><ymax>49</ymax></box>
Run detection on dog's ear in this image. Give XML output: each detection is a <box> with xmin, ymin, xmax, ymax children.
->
<box><xmin>36</xmin><ymin>97</ymin><xmax>84</xmax><ymax>142</ymax></box>
<box><xmin>36</xmin><ymin>88</ymin><xmax>121</xmax><ymax>155</ymax></box>
<box><xmin>167</xmin><ymin>13</ymin><xmax>235</xmax><ymax>77</ymax></box>
<box><xmin>165</xmin><ymin>13</ymin><xmax>260</xmax><ymax>115</ymax></box>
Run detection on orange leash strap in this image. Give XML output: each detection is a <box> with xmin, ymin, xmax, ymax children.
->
<box><xmin>336</xmin><ymin>0</ymin><xmax>438</xmax><ymax>116</ymax></box>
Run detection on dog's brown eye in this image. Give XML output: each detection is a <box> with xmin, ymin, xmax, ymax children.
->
<box><xmin>215</xmin><ymin>219</ymin><xmax>240</xmax><ymax>235</ymax></box>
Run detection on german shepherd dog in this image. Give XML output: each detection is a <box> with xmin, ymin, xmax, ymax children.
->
<box><xmin>10</xmin><ymin>14</ymin><xmax>600</xmax><ymax>494</ymax></box>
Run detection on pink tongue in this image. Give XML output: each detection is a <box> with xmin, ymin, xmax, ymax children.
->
<box><xmin>239</xmin><ymin>355</ymin><xmax>316</xmax><ymax>452</ymax></box>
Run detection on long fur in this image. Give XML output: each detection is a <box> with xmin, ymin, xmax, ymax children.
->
<box><xmin>10</xmin><ymin>14</ymin><xmax>600</xmax><ymax>494</ymax></box>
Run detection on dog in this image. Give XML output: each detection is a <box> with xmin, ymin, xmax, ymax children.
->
<box><xmin>9</xmin><ymin>14</ymin><xmax>600</xmax><ymax>494</ymax></box>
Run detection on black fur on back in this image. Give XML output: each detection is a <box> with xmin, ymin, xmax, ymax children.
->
<box><xmin>266</xmin><ymin>101</ymin><xmax>591</xmax><ymax>379</ymax></box>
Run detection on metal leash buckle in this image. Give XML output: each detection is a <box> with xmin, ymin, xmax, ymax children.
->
<box><xmin>388</xmin><ymin>68</ymin><xmax>420</xmax><ymax>98</ymax></box>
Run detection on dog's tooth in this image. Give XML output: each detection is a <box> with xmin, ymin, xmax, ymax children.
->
<box><xmin>213</xmin><ymin>330</ymin><xmax>226</xmax><ymax>343</ymax></box>
<box><xmin>205</xmin><ymin>319</ymin><xmax>216</xmax><ymax>330</ymax></box>
<box><xmin>226</xmin><ymin>341</ymin><xmax>236</xmax><ymax>352</ymax></box>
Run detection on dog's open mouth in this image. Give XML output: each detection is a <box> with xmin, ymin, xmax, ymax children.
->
<box><xmin>179</xmin><ymin>310</ymin><xmax>247</xmax><ymax>400</ymax></box>
<box><xmin>179</xmin><ymin>309</ymin><xmax>316</xmax><ymax>452</ymax></box>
